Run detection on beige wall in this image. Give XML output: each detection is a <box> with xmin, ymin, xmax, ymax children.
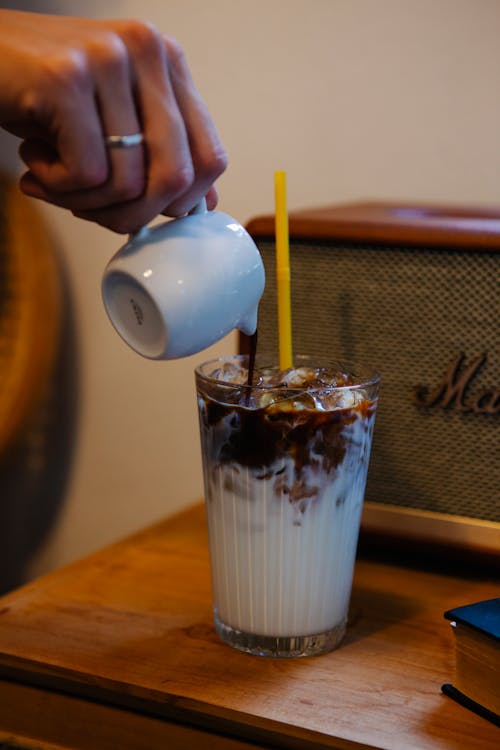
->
<box><xmin>2</xmin><ymin>0</ymin><xmax>499</xmax><ymax>576</ymax></box>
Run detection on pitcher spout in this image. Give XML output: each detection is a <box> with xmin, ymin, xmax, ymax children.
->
<box><xmin>238</xmin><ymin>305</ymin><xmax>259</xmax><ymax>336</ymax></box>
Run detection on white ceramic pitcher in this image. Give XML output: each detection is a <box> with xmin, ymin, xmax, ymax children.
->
<box><xmin>102</xmin><ymin>200</ymin><xmax>265</xmax><ymax>359</ymax></box>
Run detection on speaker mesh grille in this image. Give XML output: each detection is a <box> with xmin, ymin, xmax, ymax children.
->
<box><xmin>256</xmin><ymin>240</ymin><xmax>499</xmax><ymax>522</ymax></box>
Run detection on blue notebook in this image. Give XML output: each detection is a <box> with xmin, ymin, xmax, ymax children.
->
<box><xmin>442</xmin><ymin>598</ymin><xmax>499</xmax><ymax>727</ymax></box>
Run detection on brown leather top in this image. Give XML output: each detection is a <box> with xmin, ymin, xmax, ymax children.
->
<box><xmin>246</xmin><ymin>201</ymin><xmax>500</xmax><ymax>250</ymax></box>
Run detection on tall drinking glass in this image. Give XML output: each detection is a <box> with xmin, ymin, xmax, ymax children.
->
<box><xmin>196</xmin><ymin>355</ymin><xmax>379</xmax><ymax>657</ymax></box>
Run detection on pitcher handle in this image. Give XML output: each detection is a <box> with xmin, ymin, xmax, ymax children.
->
<box><xmin>128</xmin><ymin>197</ymin><xmax>208</xmax><ymax>243</ymax></box>
<box><xmin>188</xmin><ymin>197</ymin><xmax>207</xmax><ymax>215</ymax></box>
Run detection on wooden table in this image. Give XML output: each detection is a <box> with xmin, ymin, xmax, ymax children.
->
<box><xmin>0</xmin><ymin>503</ymin><xmax>497</xmax><ymax>750</ymax></box>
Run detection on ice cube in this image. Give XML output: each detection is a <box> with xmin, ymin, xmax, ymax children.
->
<box><xmin>266</xmin><ymin>391</ymin><xmax>317</xmax><ymax>411</ymax></box>
<box><xmin>281</xmin><ymin>367</ymin><xmax>313</xmax><ymax>387</ymax></box>
<box><xmin>311</xmin><ymin>388</ymin><xmax>345</xmax><ymax>410</ymax></box>
<box><xmin>211</xmin><ymin>361</ymin><xmax>248</xmax><ymax>385</ymax></box>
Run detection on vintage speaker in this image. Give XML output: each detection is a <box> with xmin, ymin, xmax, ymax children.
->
<box><xmin>245</xmin><ymin>202</ymin><xmax>499</xmax><ymax>558</ymax></box>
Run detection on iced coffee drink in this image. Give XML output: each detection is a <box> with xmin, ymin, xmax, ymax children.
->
<box><xmin>196</xmin><ymin>355</ymin><xmax>379</xmax><ymax>657</ymax></box>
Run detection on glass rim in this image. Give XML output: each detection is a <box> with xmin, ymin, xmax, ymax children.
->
<box><xmin>195</xmin><ymin>354</ymin><xmax>380</xmax><ymax>394</ymax></box>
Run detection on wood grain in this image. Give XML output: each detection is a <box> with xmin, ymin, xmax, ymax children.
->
<box><xmin>0</xmin><ymin>503</ymin><xmax>497</xmax><ymax>750</ymax></box>
<box><xmin>0</xmin><ymin>679</ymin><xmax>263</xmax><ymax>750</ymax></box>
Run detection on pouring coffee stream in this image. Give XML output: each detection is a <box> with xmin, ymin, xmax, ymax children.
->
<box><xmin>243</xmin><ymin>330</ymin><xmax>259</xmax><ymax>405</ymax></box>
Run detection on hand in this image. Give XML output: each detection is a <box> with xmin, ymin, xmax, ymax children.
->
<box><xmin>0</xmin><ymin>10</ymin><xmax>227</xmax><ymax>233</ymax></box>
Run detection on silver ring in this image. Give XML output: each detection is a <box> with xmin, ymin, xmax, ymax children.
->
<box><xmin>104</xmin><ymin>133</ymin><xmax>144</xmax><ymax>149</ymax></box>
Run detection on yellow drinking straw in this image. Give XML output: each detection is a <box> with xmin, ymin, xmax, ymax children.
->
<box><xmin>274</xmin><ymin>171</ymin><xmax>293</xmax><ymax>370</ymax></box>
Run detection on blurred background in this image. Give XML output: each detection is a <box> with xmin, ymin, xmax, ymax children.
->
<box><xmin>0</xmin><ymin>0</ymin><xmax>499</xmax><ymax>587</ymax></box>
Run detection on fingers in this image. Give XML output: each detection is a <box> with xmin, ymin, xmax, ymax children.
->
<box><xmin>83</xmin><ymin>33</ymin><xmax>145</xmax><ymax>208</ymax></box>
<box><xmin>76</xmin><ymin>21</ymin><xmax>196</xmax><ymax>231</ymax></box>
<box><xmin>19</xmin><ymin>55</ymin><xmax>108</xmax><ymax>191</ymax></box>
<box><xmin>59</xmin><ymin>24</ymin><xmax>226</xmax><ymax>233</ymax></box>
<box><xmin>69</xmin><ymin>183</ymin><xmax>220</xmax><ymax>234</ymax></box>
<box><xmin>0</xmin><ymin>8</ymin><xmax>107</xmax><ymax>192</ymax></box>
<box><xmin>22</xmin><ymin>34</ymin><xmax>146</xmax><ymax>213</ymax></box>
<box><xmin>204</xmin><ymin>185</ymin><xmax>219</xmax><ymax>212</ymax></box>
<box><xmin>160</xmin><ymin>36</ymin><xmax>227</xmax><ymax>217</ymax></box>
<box><xmin>12</xmin><ymin>15</ymin><xmax>227</xmax><ymax>234</ymax></box>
